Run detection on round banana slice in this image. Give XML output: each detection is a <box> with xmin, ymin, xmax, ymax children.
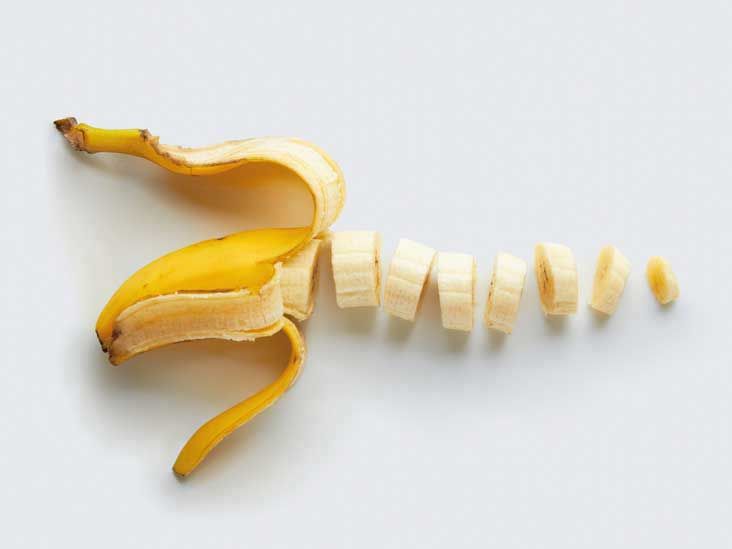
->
<box><xmin>534</xmin><ymin>242</ymin><xmax>578</xmax><ymax>315</ymax></box>
<box><xmin>383</xmin><ymin>239</ymin><xmax>436</xmax><ymax>321</ymax></box>
<box><xmin>437</xmin><ymin>252</ymin><xmax>476</xmax><ymax>331</ymax></box>
<box><xmin>331</xmin><ymin>231</ymin><xmax>382</xmax><ymax>308</ymax></box>
<box><xmin>590</xmin><ymin>245</ymin><xmax>630</xmax><ymax>315</ymax></box>
<box><xmin>484</xmin><ymin>253</ymin><xmax>527</xmax><ymax>334</ymax></box>
<box><xmin>281</xmin><ymin>239</ymin><xmax>322</xmax><ymax>320</ymax></box>
<box><xmin>646</xmin><ymin>256</ymin><xmax>680</xmax><ymax>304</ymax></box>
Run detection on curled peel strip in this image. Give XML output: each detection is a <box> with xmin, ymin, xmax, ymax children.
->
<box><xmin>56</xmin><ymin>118</ymin><xmax>345</xmax><ymax>476</ymax></box>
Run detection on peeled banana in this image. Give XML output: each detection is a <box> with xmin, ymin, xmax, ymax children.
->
<box><xmin>484</xmin><ymin>253</ymin><xmax>527</xmax><ymax>334</ymax></box>
<box><xmin>646</xmin><ymin>256</ymin><xmax>679</xmax><ymax>304</ymax></box>
<box><xmin>56</xmin><ymin>118</ymin><xmax>344</xmax><ymax>476</ymax></box>
<box><xmin>331</xmin><ymin>231</ymin><xmax>382</xmax><ymax>308</ymax></box>
<box><xmin>590</xmin><ymin>246</ymin><xmax>630</xmax><ymax>315</ymax></box>
<box><xmin>534</xmin><ymin>243</ymin><xmax>578</xmax><ymax>315</ymax></box>
<box><xmin>281</xmin><ymin>239</ymin><xmax>322</xmax><ymax>320</ymax></box>
<box><xmin>436</xmin><ymin>252</ymin><xmax>476</xmax><ymax>331</ymax></box>
<box><xmin>383</xmin><ymin>239</ymin><xmax>436</xmax><ymax>321</ymax></box>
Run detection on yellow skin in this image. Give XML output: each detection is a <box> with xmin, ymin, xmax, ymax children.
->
<box><xmin>55</xmin><ymin>118</ymin><xmax>345</xmax><ymax>477</ymax></box>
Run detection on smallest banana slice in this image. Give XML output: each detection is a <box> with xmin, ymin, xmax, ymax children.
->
<box><xmin>646</xmin><ymin>256</ymin><xmax>680</xmax><ymax>304</ymax></box>
<box><xmin>589</xmin><ymin>245</ymin><xmax>631</xmax><ymax>315</ymax></box>
<box><xmin>534</xmin><ymin>242</ymin><xmax>579</xmax><ymax>315</ymax></box>
<box><xmin>383</xmin><ymin>239</ymin><xmax>436</xmax><ymax>321</ymax></box>
<box><xmin>331</xmin><ymin>231</ymin><xmax>382</xmax><ymax>308</ymax></box>
<box><xmin>484</xmin><ymin>253</ymin><xmax>527</xmax><ymax>334</ymax></box>
<box><xmin>281</xmin><ymin>239</ymin><xmax>322</xmax><ymax>320</ymax></box>
<box><xmin>437</xmin><ymin>252</ymin><xmax>476</xmax><ymax>331</ymax></box>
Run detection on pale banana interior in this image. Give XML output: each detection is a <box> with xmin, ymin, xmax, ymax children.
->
<box><xmin>590</xmin><ymin>246</ymin><xmax>631</xmax><ymax>315</ymax></box>
<box><xmin>331</xmin><ymin>231</ymin><xmax>382</xmax><ymax>308</ymax></box>
<box><xmin>646</xmin><ymin>256</ymin><xmax>680</xmax><ymax>304</ymax></box>
<box><xmin>383</xmin><ymin>239</ymin><xmax>436</xmax><ymax>321</ymax></box>
<box><xmin>281</xmin><ymin>239</ymin><xmax>322</xmax><ymax>320</ymax></box>
<box><xmin>535</xmin><ymin>242</ymin><xmax>579</xmax><ymax>315</ymax></box>
<box><xmin>484</xmin><ymin>253</ymin><xmax>527</xmax><ymax>334</ymax></box>
<box><xmin>437</xmin><ymin>252</ymin><xmax>476</xmax><ymax>331</ymax></box>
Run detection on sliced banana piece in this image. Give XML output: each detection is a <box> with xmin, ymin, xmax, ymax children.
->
<box><xmin>281</xmin><ymin>239</ymin><xmax>322</xmax><ymax>320</ymax></box>
<box><xmin>331</xmin><ymin>231</ymin><xmax>382</xmax><ymax>308</ymax></box>
<box><xmin>534</xmin><ymin>242</ymin><xmax>578</xmax><ymax>315</ymax></box>
<box><xmin>590</xmin><ymin>245</ymin><xmax>630</xmax><ymax>315</ymax></box>
<box><xmin>646</xmin><ymin>256</ymin><xmax>680</xmax><ymax>304</ymax></box>
<box><xmin>383</xmin><ymin>239</ymin><xmax>436</xmax><ymax>321</ymax></box>
<box><xmin>437</xmin><ymin>252</ymin><xmax>476</xmax><ymax>331</ymax></box>
<box><xmin>484</xmin><ymin>253</ymin><xmax>527</xmax><ymax>334</ymax></box>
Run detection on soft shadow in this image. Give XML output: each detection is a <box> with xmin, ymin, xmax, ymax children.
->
<box><xmin>386</xmin><ymin>315</ymin><xmax>415</xmax><ymax>343</ymax></box>
<box><xmin>590</xmin><ymin>307</ymin><xmax>610</xmax><ymax>328</ymax></box>
<box><xmin>445</xmin><ymin>330</ymin><xmax>470</xmax><ymax>352</ymax></box>
<box><xmin>543</xmin><ymin>314</ymin><xmax>568</xmax><ymax>335</ymax></box>
<box><xmin>657</xmin><ymin>301</ymin><xmax>677</xmax><ymax>314</ymax></box>
<box><xmin>341</xmin><ymin>307</ymin><xmax>378</xmax><ymax>334</ymax></box>
<box><xmin>484</xmin><ymin>329</ymin><xmax>507</xmax><ymax>353</ymax></box>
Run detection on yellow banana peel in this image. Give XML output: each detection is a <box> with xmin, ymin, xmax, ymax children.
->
<box><xmin>55</xmin><ymin>118</ymin><xmax>345</xmax><ymax>476</ymax></box>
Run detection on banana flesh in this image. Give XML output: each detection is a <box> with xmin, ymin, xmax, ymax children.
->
<box><xmin>484</xmin><ymin>253</ymin><xmax>527</xmax><ymax>334</ymax></box>
<box><xmin>436</xmin><ymin>252</ymin><xmax>476</xmax><ymax>331</ymax></box>
<box><xmin>646</xmin><ymin>256</ymin><xmax>679</xmax><ymax>304</ymax></box>
<box><xmin>281</xmin><ymin>239</ymin><xmax>322</xmax><ymax>320</ymax></box>
<box><xmin>383</xmin><ymin>239</ymin><xmax>436</xmax><ymax>321</ymax></box>
<box><xmin>56</xmin><ymin>118</ymin><xmax>344</xmax><ymax>476</ymax></box>
<box><xmin>590</xmin><ymin>246</ymin><xmax>631</xmax><ymax>315</ymax></box>
<box><xmin>331</xmin><ymin>231</ymin><xmax>382</xmax><ymax>308</ymax></box>
<box><xmin>534</xmin><ymin>243</ymin><xmax>578</xmax><ymax>315</ymax></box>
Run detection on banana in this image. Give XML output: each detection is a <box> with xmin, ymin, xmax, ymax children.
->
<box><xmin>590</xmin><ymin>245</ymin><xmax>631</xmax><ymax>315</ymax></box>
<box><xmin>484</xmin><ymin>253</ymin><xmax>527</xmax><ymax>334</ymax></box>
<box><xmin>436</xmin><ymin>252</ymin><xmax>476</xmax><ymax>331</ymax></box>
<box><xmin>534</xmin><ymin>242</ymin><xmax>578</xmax><ymax>315</ymax></box>
<box><xmin>55</xmin><ymin>118</ymin><xmax>344</xmax><ymax>476</ymax></box>
<box><xmin>646</xmin><ymin>256</ymin><xmax>679</xmax><ymax>304</ymax></box>
<box><xmin>281</xmin><ymin>239</ymin><xmax>322</xmax><ymax>320</ymax></box>
<box><xmin>383</xmin><ymin>239</ymin><xmax>436</xmax><ymax>321</ymax></box>
<box><xmin>331</xmin><ymin>231</ymin><xmax>382</xmax><ymax>308</ymax></box>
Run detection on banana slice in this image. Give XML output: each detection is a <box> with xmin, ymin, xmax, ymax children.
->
<box><xmin>437</xmin><ymin>252</ymin><xmax>476</xmax><ymax>331</ymax></box>
<box><xmin>590</xmin><ymin>245</ymin><xmax>630</xmax><ymax>315</ymax></box>
<box><xmin>281</xmin><ymin>239</ymin><xmax>322</xmax><ymax>320</ymax></box>
<box><xmin>331</xmin><ymin>231</ymin><xmax>382</xmax><ymax>308</ymax></box>
<box><xmin>383</xmin><ymin>239</ymin><xmax>436</xmax><ymax>321</ymax></box>
<box><xmin>484</xmin><ymin>253</ymin><xmax>527</xmax><ymax>334</ymax></box>
<box><xmin>534</xmin><ymin>242</ymin><xmax>578</xmax><ymax>315</ymax></box>
<box><xmin>646</xmin><ymin>256</ymin><xmax>679</xmax><ymax>304</ymax></box>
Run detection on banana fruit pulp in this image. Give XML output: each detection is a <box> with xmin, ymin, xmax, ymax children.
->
<box><xmin>646</xmin><ymin>256</ymin><xmax>680</xmax><ymax>304</ymax></box>
<box><xmin>484</xmin><ymin>253</ymin><xmax>527</xmax><ymax>333</ymax></box>
<box><xmin>281</xmin><ymin>239</ymin><xmax>322</xmax><ymax>320</ymax></box>
<box><xmin>436</xmin><ymin>252</ymin><xmax>476</xmax><ymax>331</ymax></box>
<box><xmin>590</xmin><ymin>246</ymin><xmax>631</xmax><ymax>315</ymax></box>
<box><xmin>534</xmin><ymin>243</ymin><xmax>579</xmax><ymax>315</ymax></box>
<box><xmin>56</xmin><ymin>118</ymin><xmax>344</xmax><ymax>476</ymax></box>
<box><xmin>383</xmin><ymin>239</ymin><xmax>436</xmax><ymax>321</ymax></box>
<box><xmin>331</xmin><ymin>231</ymin><xmax>382</xmax><ymax>308</ymax></box>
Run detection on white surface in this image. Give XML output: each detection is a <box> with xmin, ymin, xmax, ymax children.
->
<box><xmin>2</xmin><ymin>1</ymin><xmax>731</xmax><ymax>547</ymax></box>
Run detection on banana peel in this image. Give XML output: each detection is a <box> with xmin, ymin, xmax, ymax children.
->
<box><xmin>55</xmin><ymin>118</ymin><xmax>345</xmax><ymax>476</ymax></box>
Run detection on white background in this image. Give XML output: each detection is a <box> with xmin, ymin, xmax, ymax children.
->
<box><xmin>2</xmin><ymin>1</ymin><xmax>731</xmax><ymax>547</ymax></box>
